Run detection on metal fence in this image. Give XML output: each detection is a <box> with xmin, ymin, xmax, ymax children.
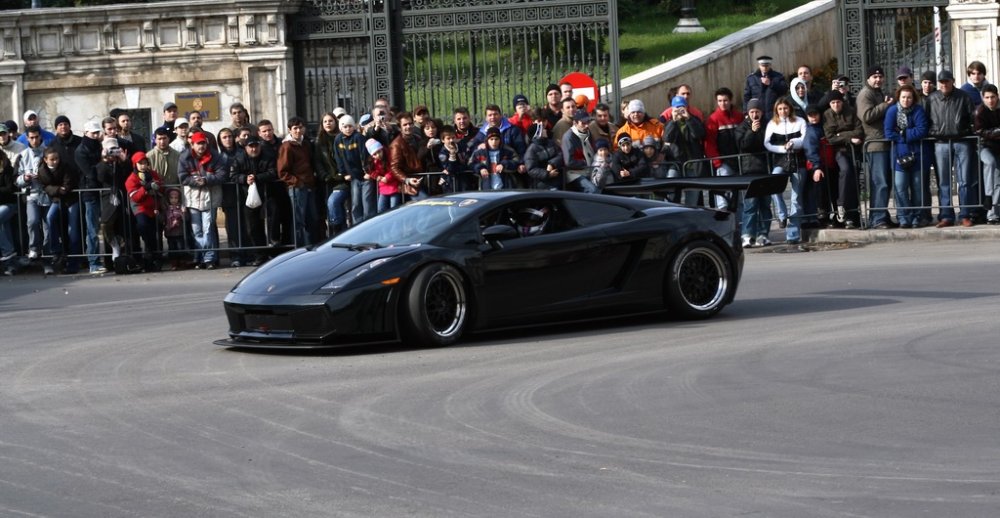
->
<box><xmin>290</xmin><ymin>0</ymin><xmax>620</xmax><ymax>126</ymax></box>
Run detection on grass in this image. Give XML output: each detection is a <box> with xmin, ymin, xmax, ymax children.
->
<box><xmin>618</xmin><ymin>0</ymin><xmax>806</xmax><ymax>78</ymax></box>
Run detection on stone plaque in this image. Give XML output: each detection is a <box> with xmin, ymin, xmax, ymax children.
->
<box><xmin>175</xmin><ymin>91</ymin><xmax>221</xmax><ymax>121</ymax></box>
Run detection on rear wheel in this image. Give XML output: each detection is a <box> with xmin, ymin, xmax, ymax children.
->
<box><xmin>665</xmin><ymin>241</ymin><xmax>733</xmax><ymax>319</ymax></box>
<box><xmin>403</xmin><ymin>264</ymin><xmax>468</xmax><ymax>346</ymax></box>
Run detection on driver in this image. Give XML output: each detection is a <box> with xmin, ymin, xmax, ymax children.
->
<box><xmin>511</xmin><ymin>205</ymin><xmax>550</xmax><ymax>237</ymax></box>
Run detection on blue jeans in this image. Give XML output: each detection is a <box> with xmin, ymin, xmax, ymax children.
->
<box><xmin>714</xmin><ymin>164</ymin><xmax>735</xmax><ymax>210</ymax></box>
<box><xmin>481</xmin><ymin>172</ymin><xmax>504</xmax><ymax>191</ymax></box>
<box><xmin>569</xmin><ymin>176</ymin><xmax>599</xmax><ymax>194</ymax></box>
<box><xmin>0</xmin><ymin>202</ymin><xmax>15</xmax><ymax>256</ymax></box>
<box><xmin>866</xmin><ymin>149</ymin><xmax>892</xmax><ymax>225</ymax></box>
<box><xmin>46</xmin><ymin>200</ymin><xmax>81</xmax><ymax>259</ymax></box>
<box><xmin>377</xmin><ymin>193</ymin><xmax>401</xmax><ymax>213</ymax></box>
<box><xmin>288</xmin><ymin>186</ymin><xmax>317</xmax><ymax>247</ymax></box>
<box><xmin>769</xmin><ymin>167</ymin><xmax>789</xmax><ymax>222</ymax></box>
<box><xmin>189</xmin><ymin>207</ymin><xmax>218</xmax><ymax>264</ymax></box>
<box><xmin>934</xmin><ymin>140</ymin><xmax>977</xmax><ymax>221</ymax></box>
<box><xmin>893</xmin><ymin>166</ymin><xmax>924</xmax><ymax>226</ymax></box>
<box><xmin>785</xmin><ymin>167</ymin><xmax>810</xmax><ymax>242</ymax></box>
<box><xmin>350</xmin><ymin>177</ymin><xmax>376</xmax><ymax>224</ymax></box>
<box><xmin>982</xmin><ymin>147</ymin><xmax>1000</xmax><ymax>220</ymax></box>
<box><xmin>326</xmin><ymin>188</ymin><xmax>348</xmax><ymax>229</ymax></box>
<box><xmin>83</xmin><ymin>198</ymin><xmax>102</xmax><ymax>268</ymax></box>
<box><xmin>741</xmin><ymin>194</ymin><xmax>773</xmax><ymax>239</ymax></box>
<box><xmin>25</xmin><ymin>196</ymin><xmax>48</xmax><ymax>256</ymax></box>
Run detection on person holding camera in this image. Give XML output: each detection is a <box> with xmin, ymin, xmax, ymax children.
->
<box><xmin>96</xmin><ymin>137</ymin><xmax>134</xmax><ymax>268</ymax></box>
<box><xmin>736</xmin><ymin>99</ymin><xmax>773</xmax><ymax>248</ymax></box>
<box><xmin>884</xmin><ymin>85</ymin><xmax>931</xmax><ymax>229</ymax></box>
<box><xmin>362</xmin><ymin>102</ymin><xmax>399</xmax><ymax>148</ymax></box>
<box><xmin>663</xmin><ymin>95</ymin><xmax>708</xmax><ymax>206</ymax></box>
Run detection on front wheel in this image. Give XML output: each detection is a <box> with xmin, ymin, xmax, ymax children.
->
<box><xmin>665</xmin><ymin>241</ymin><xmax>734</xmax><ymax>319</ymax></box>
<box><xmin>402</xmin><ymin>264</ymin><xmax>468</xmax><ymax>346</ymax></box>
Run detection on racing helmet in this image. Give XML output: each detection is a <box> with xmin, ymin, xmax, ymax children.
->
<box><xmin>512</xmin><ymin>206</ymin><xmax>550</xmax><ymax>237</ymax></box>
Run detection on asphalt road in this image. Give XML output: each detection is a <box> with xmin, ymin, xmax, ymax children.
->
<box><xmin>2</xmin><ymin>241</ymin><xmax>998</xmax><ymax>517</ymax></box>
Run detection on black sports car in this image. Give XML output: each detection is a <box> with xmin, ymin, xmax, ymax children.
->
<box><xmin>216</xmin><ymin>175</ymin><xmax>788</xmax><ymax>349</ymax></box>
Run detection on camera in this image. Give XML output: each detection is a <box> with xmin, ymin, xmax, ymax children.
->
<box><xmin>833</xmin><ymin>80</ymin><xmax>845</xmax><ymax>89</ymax></box>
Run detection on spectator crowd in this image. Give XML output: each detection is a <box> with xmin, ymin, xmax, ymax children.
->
<box><xmin>1</xmin><ymin>55</ymin><xmax>998</xmax><ymax>275</ymax></box>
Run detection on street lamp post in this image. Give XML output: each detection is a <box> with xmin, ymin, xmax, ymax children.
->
<box><xmin>673</xmin><ymin>0</ymin><xmax>706</xmax><ymax>33</ymax></box>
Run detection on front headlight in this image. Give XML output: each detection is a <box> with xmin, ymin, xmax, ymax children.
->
<box><xmin>315</xmin><ymin>257</ymin><xmax>395</xmax><ymax>294</ymax></box>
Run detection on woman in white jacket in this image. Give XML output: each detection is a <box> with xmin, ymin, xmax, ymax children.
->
<box><xmin>764</xmin><ymin>97</ymin><xmax>808</xmax><ymax>244</ymax></box>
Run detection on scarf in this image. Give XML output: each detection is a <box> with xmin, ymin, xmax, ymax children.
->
<box><xmin>896</xmin><ymin>105</ymin><xmax>911</xmax><ymax>132</ymax></box>
<box><xmin>571</xmin><ymin>126</ymin><xmax>594</xmax><ymax>165</ymax></box>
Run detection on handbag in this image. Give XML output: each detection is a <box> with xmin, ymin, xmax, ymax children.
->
<box><xmin>781</xmin><ymin>153</ymin><xmax>797</xmax><ymax>171</ymax></box>
<box><xmin>896</xmin><ymin>152</ymin><xmax>916</xmax><ymax>170</ymax></box>
<box><xmin>245</xmin><ymin>182</ymin><xmax>262</xmax><ymax>209</ymax></box>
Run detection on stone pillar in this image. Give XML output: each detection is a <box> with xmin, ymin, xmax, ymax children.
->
<box><xmin>947</xmin><ymin>0</ymin><xmax>1000</xmax><ymax>82</ymax></box>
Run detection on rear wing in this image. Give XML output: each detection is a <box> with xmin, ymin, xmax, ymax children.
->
<box><xmin>603</xmin><ymin>174</ymin><xmax>790</xmax><ymax>211</ymax></box>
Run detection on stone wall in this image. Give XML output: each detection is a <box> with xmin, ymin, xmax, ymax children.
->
<box><xmin>0</xmin><ymin>0</ymin><xmax>298</xmax><ymax>140</ymax></box>
<box><xmin>616</xmin><ymin>0</ymin><xmax>839</xmax><ymax>118</ymax></box>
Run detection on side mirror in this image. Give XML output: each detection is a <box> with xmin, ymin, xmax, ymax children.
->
<box><xmin>482</xmin><ymin>224</ymin><xmax>519</xmax><ymax>249</ymax></box>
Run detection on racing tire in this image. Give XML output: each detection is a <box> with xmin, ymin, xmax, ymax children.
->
<box><xmin>403</xmin><ymin>263</ymin><xmax>468</xmax><ymax>347</ymax></box>
<box><xmin>665</xmin><ymin>241</ymin><xmax>733</xmax><ymax>320</ymax></box>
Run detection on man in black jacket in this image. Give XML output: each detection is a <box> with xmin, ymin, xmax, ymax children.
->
<box><xmin>927</xmin><ymin>70</ymin><xmax>979</xmax><ymax>227</ymax></box>
<box><xmin>74</xmin><ymin>121</ymin><xmax>107</xmax><ymax>273</ymax></box>
<box><xmin>231</xmin><ymin>136</ymin><xmax>277</xmax><ymax>264</ymax></box>
<box><xmin>736</xmin><ymin>98</ymin><xmax>772</xmax><ymax>248</ymax></box>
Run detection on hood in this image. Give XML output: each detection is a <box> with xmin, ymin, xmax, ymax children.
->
<box><xmin>789</xmin><ymin>78</ymin><xmax>807</xmax><ymax>109</ymax></box>
<box><xmin>234</xmin><ymin>245</ymin><xmax>410</xmax><ymax>296</ymax></box>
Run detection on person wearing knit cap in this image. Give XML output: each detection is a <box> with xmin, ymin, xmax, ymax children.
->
<box><xmin>929</xmin><ymin>69</ymin><xmax>980</xmax><ymax>226</ymax></box>
<box><xmin>509</xmin><ymin>93</ymin><xmax>533</xmax><ymax>136</ymax></box>
<box><xmin>609</xmin><ymin>131</ymin><xmax>646</xmax><ymax>183</ymax></box>
<box><xmin>736</xmin><ymin>97</ymin><xmax>772</xmax><ymax>247</ymax></box>
<box><xmin>471</xmin><ymin>124</ymin><xmax>518</xmax><ymax>190</ymax></box>
<box><xmin>73</xmin><ymin>119</ymin><xmax>106</xmax><ymax>273</ymax></box>
<box><xmin>820</xmin><ymin>87</ymin><xmax>863</xmax><ymax>230</ymax></box>
<box><xmin>542</xmin><ymin>84</ymin><xmax>563</xmax><ymax>128</ymax></box>
<box><xmin>856</xmin><ymin>64</ymin><xmax>895</xmax><ymax>228</ymax></box>
<box><xmin>178</xmin><ymin>122</ymin><xmax>229</xmax><ymax>268</ymax></box>
<box><xmin>613</xmin><ymin>98</ymin><xmax>663</xmax><ymax>152</ymax></box>
<box><xmin>124</xmin><ymin>150</ymin><xmax>164</xmax><ymax>271</ymax></box>
<box><xmin>744</xmin><ymin>54</ymin><xmax>788</xmax><ymax>119</ymax></box>
<box><xmin>48</xmin><ymin>115</ymin><xmax>82</xmax><ymax>181</ymax></box>
<box><xmin>818</xmin><ymin>74</ymin><xmax>855</xmax><ymax>114</ymax></box>
<box><xmin>664</xmin><ymin>87</ymin><xmax>709</xmax><ymax>206</ymax></box>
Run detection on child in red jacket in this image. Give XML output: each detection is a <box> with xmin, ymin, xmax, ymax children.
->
<box><xmin>125</xmin><ymin>152</ymin><xmax>164</xmax><ymax>271</ymax></box>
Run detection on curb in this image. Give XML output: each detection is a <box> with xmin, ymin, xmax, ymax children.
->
<box><xmin>810</xmin><ymin>226</ymin><xmax>1000</xmax><ymax>243</ymax></box>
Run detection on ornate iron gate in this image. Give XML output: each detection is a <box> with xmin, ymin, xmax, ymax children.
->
<box><xmin>290</xmin><ymin>0</ymin><xmax>619</xmax><ymax>123</ymax></box>
<box><xmin>842</xmin><ymin>0</ymin><xmax>951</xmax><ymax>89</ymax></box>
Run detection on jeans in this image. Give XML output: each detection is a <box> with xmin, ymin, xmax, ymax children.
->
<box><xmin>378</xmin><ymin>193</ymin><xmax>401</xmax><ymax>213</ymax></box>
<box><xmin>866</xmin><ymin>150</ymin><xmax>892</xmax><ymax>225</ymax></box>
<box><xmin>714</xmin><ymin>164</ymin><xmax>736</xmax><ymax>210</ymax></box>
<box><xmin>350</xmin><ymin>177</ymin><xmax>376</xmax><ymax>225</ymax></box>
<box><xmin>25</xmin><ymin>196</ymin><xmax>49</xmax><ymax>256</ymax></box>
<box><xmin>189</xmin><ymin>207</ymin><xmax>218</xmax><ymax>264</ymax></box>
<box><xmin>326</xmin><ymin>188</ymin><xmax>349</xmax><ymax>230</ymax></box>
<box><xmin>288</xmin><ymin>186</ymin><xmax>317</xmax><ymax>247</ymax></box>
<box><xmin>83</xmin><ymin>198</ymin><xmax>101</xmax><ymax>268</ymax></box>
<box><xmin>785</xmin><ymin>167</ymin><xmax>809</xmax><ymax>242</ymax></box>
<box><xmin>934</xmin><ymin>140</ymin><xmax>977</xmax><ymax>221</ymax></box>
<box><xmin>568</xmin><ymin>176</ymin><xmax>600</xmax><ymax>194</ymax></box>
<box><xmin>481</xmin><ymin>172</ymin><xmax>504</xmax><ymax>191</ymax></box>
<box><xmin>980</xmin><ymin>147</ymin><xmax>1000</xmax><ymax>220</ymax></box>
<box><xmin>46</xmin><ymin>200</ymin><xmax>81</xmax><ymax>260</ymax></box>
<box><xmin>893</xmin><ymin>166</ymin><xmax>924</xmax><ymax>226</ymax></box>
<box><xmin>770</xmin><ymin>167</ymin><xmax>789</xmax><ymax>222</ymax></box>
<box><xmin>134</xmin><ymin>212</ymin><xmax>160</xmax><ymax>264</ymax></box>
<box><xmin>0</xmin><ymin>202</ymin><xmax>15</xmax><ymax>256</ymax></box>
<box><xmin>741</xmin><ymin>194</ymin><xmax>773</xmax><ymax>239</ymax></box>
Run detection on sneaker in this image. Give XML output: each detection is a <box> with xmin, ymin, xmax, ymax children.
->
<box><xmin>741</xmin><ymin>236</ymin><xmax>753</xmax><ymax>248</ymax></box>
<box><xmin>89</xmin><ymin>266</ymin><xmax>107</xmax><ymax>274</ymax></box>
<box><xmin>988</xmin><ymin>219</ymin><xmax>1000</xmax><ymax>225</ymax></box>
<box><xmin>844</xmin><ymin>221</ymin><xmax>858</xmax><ymax>230</ymax></box>
<box><xmin>2</xmin><ymin>267</ymin><xmax>12</xmax><ymax>276</ymax></box>
<box><xmin>230</xmin><ymin>260</ymin><xmax>242</xmax><ymax>268</ymax></box>
<box><xmin>755</xmin><ymin>236</ymin><xmax>772</xmax><ymax>247</ymax></box>
<box><xmin>0</xmin><ymin>250</ymin><xmax>15</xmax><ymax>262</ymax></box>
<box><xmin>27</xmin><ymin>249</ymin><xmax>39</xmax><ymax>260</ymax></box>
<box><xmin>43</xmin><ymin>264</ymin><xmax>54</xmax><ymax>275</ymax></box>
<box><xmin>204</xmin><ymin>263</ymin><xmax>216</xmax><ymax>270</ymax></box>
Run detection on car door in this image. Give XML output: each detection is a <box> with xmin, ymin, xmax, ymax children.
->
<box><xmin>476</xmin><ymin>198</ymin><xmax>615</xmax><ymax>326</ymax></box>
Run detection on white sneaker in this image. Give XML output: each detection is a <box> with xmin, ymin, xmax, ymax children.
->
<box><xmin>27</xmin><ymin>249</ymin><xmax>39</xmax><ymax>260</ymax></box>
<box><xmin>741</xmin><ymin>236</ymin><xmax>753</xmax><ymax>248</ymax></box>
<box><xmin>755</xmin><ymin>236</ymin><xmax>772</xmax><ymax>247</ymax></box>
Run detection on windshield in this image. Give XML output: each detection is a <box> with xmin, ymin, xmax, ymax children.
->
<box><xmin>329</xmin><ymin>198</ymin><xmax>481</xmax><ymax>247</ymax></box>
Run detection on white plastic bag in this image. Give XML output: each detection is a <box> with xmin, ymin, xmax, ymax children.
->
<box><xmin>245</xmin><ymin>182</ymin><xmax>262</xmax><ymax>209</ymax></box>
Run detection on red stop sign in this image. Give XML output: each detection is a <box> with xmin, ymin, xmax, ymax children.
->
<box><xmin>559</xmin><ymin>72</ymin><xmax>600</xmax><ymax>112</ymax></box>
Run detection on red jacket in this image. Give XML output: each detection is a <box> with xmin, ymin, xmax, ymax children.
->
<box><xmin>126</xmin><ymin>169</ymin><xmax>164</xmax><ymax>218</ymax></box>
<box><xmin>705</xmin><ymin>107</ymin><xmax>745</xmax><ymax>168</ymax></box>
